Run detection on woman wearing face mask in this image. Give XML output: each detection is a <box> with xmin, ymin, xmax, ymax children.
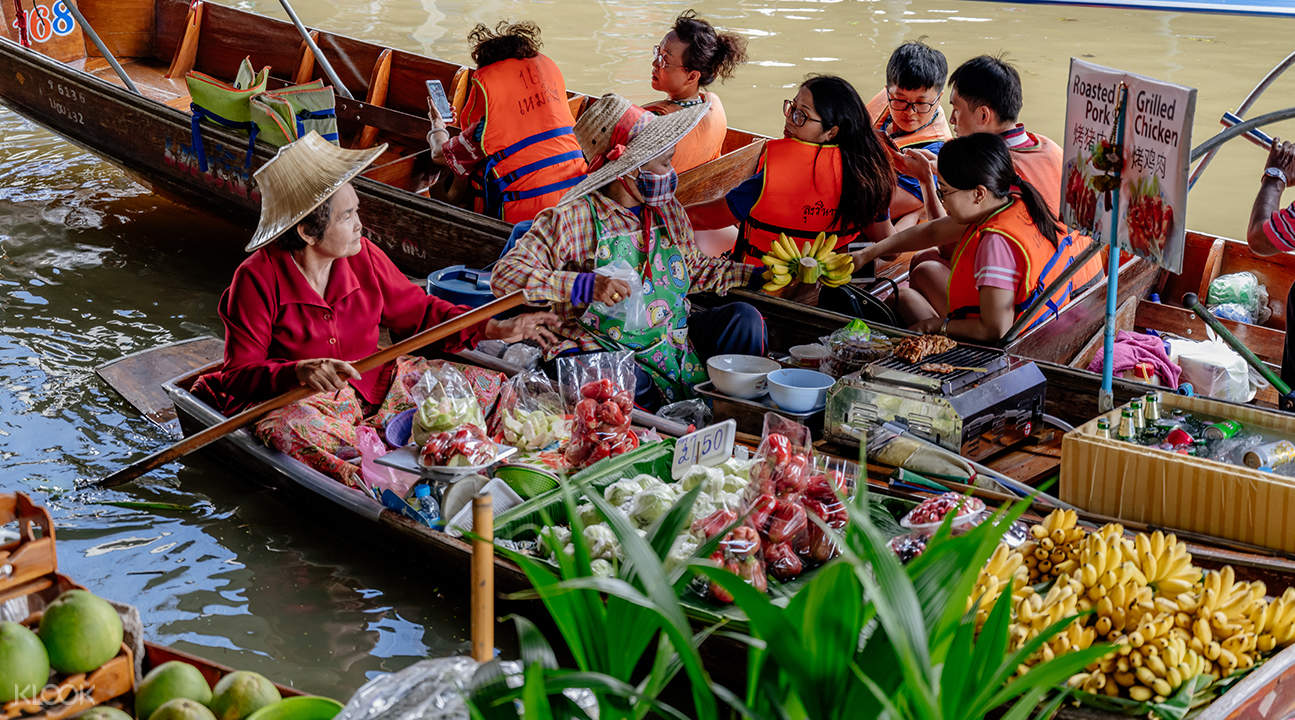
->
<box><xmin>643</xmin><ymin>10</ymin><xmax>747</xmax><ymax>173</ymax></box>
<box><xmin>687</xmin><ymin>75</ymin><xmax>896</xmax><ymax>264</ymax></box>
<box><xmin>491</xmin><ymin>94</ymin><xmax>766</xmax><ymax>406</ymax></box>
<box><xmin>852</xmin><ymin>133</ymin><xmax>1098</xmax><ymax>342</ymax></box>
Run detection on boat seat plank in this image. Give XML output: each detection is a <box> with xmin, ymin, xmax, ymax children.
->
<box><xmin>385</xmin><ymin>50</ymin><xmax>459</xmax><ymax>117</ymax></box>
<box><xmin>1070</xmin><ymin>295</ymin><xmax>1141</xmax><ymax>370</ymax></box>
<box><xmin>1135</xmin><ymin>299</ymin><xmax>1285</xmax><ymax>365</ymax></box>
<box><xmin>96</xmin><ymin>337</ymin><xmax>224</xmax><ymax>438</ymax></box>
<box><xmin>191</xmin><ymin>1</ymin><xmax>305</xmax><ymax>82</ymax></box>
<box><xmin>80</xmin><ymin>0</ymin><xmax>155</xmax><ymax>59</ymax></box>
<box><xmin>164</xmin><ymin>0</ymin><xmax>203</xmax><ymax>79</ymax></box>
<box><xmin>677</xmin><ymin>138</ymin><xmax>764</xmax><ymax>206</ymax></box>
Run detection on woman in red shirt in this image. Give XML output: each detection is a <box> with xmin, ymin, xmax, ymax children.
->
<box><xmin>193</xmin><ymin>133</ymin><xmax>558</xmax><ymax>485</ymax></box>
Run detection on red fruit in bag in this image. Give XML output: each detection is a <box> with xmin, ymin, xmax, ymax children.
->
<box><xmin>806</xmin><ymin>522</ymin><xmax>840</xmax><ymax>563</ymax></box>
<box><xmin>774</xmin><ymin>454</ymin><xmax>809</xmax><ymax>496</ymax></box>
<box><xmin>740</xmin><ymin>555</ymin><xmax>768</xmax><ymax>593</ymax></box>
<box><xmin>612</xmin><ymin>391</ymin><xmax>634</xmax><ymax>414</ymax></box>
<box><xmin>708</xmin><ymin>551</ymin><xmax>735</xmax><ymax>604</ymax></box>
<box><xmin>749</xmin><ymin>462</ymin><xmax>775</xmax><ymax>496</ymax></box>
<box><xmin>596</xmin><ymin>400</ymin><xmax>626</xmax><ymax>427</ymax></box>
<box><xmin>765</xmin><ymin>542</ymin><xmax>803</xmax><ymax>580</ymax></box>
<box><xmin>692</xmin><ymin>508</ymin><xmax>737</xmax><ymax>539</ymax></box>
<box><xmin>722</xmin><ymin>526</ymin><xmax>762</xmax><ymax>559</ymax></box>
<box><xmin>805</xmin><ymin>471</ymin><xmax>847</xmax><ymax>502</ymax></box>
<box><xmin>767</xmin><ymin>498</ymin><xmax>808</xmax><ymax>543</ymax></box>
<box><xmin>763</xmin><ymin>434</ymin><xmax>792</xmax><ymax>465</ymax></box>
<box><xmin>748</xmin><ymin>493</ymin><xmax>777</xmax><ymax>532</ymax></box>
<box><xmin>608</xmin><ymin>430</ymin><xmax>639</xmax><ymax>454</ymax></box>
<box><xmin>574</xmin><ymin>398</ymin><xmax>599</xmax><ymax>430</ymax></box>
<box><xmin>580</xmin><ymin>378</ymin><xmax>617</xmax><ymax>401</ymax></box>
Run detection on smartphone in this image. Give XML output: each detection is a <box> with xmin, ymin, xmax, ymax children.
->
<box><xmin>425</xmin><ymin>80</ymin><xmax>453</xmax><ymax>123</ymax></box>
<box><xmin>1221</xmin><ymin>111</ymin><xmax>1274</xmax><ymax>150</ymax></box>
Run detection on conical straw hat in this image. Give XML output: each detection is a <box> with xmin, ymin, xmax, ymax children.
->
<box><xmin>559</xmin><ymin>93</ymin><xmax>708</xmax><ymax>206</ymax></box>
<box><xmin>245</xmin><ymin>131</ymin><xmax>387</xmax><ymax>251</ymax></box>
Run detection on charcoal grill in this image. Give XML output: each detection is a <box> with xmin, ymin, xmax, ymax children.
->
<box><xmin>825</xmin><ymin>343</ymin><xmax>1046</xmax><ymax>462</ymax></box>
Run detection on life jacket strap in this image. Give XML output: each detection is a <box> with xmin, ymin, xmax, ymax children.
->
<box><xmin>501</xmin><ymin>173</ymin><xmax>586</xmax><ymax>202</ymax></box>
<box><xmin>479</xmin><ymin>126</ymin><xmax>581</xmax><ymax>217</ymax></box>
<box><xmin>190</xmin><ymin>103</ymin><xmax>259</xmax><ymax>173</ymax></box>
<box><xmin>294</xmin><ymin>108</ymin><xmax>338</xmax><ymax>142</ymax></box>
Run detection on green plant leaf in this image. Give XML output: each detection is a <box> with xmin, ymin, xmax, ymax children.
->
<box><xmin>510</xmin><ymin>614</ymin><xmax>559</xmax><ymax>670</ymax></box>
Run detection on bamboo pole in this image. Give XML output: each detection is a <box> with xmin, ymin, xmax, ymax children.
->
<box><xmin>470</xmin><ymin>491</ymin><xmax>494</xmax><ymax>663</ymax></box>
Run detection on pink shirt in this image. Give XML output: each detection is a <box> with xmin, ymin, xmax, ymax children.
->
<box><xmin>974</xmin><ymin>232</ymin><xmax>1024</xmax><ymax>291</ymax></box>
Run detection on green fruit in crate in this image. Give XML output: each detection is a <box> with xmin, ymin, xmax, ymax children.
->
<box><xmin>76</xmin><ymin>706</ymin><xmax>134</xmax><ymax>720</ymax></box>
<box><xmin>136</xmin><ymin>662</ymin><xmax>212</xmax><ymax>720</ymax></box>
<box><xmin>37</xmin><ymin>589</ymin><xmax>123</xmax><ymax>674</ymax></box>
<box><xmin>208</xmin><ymin>671</ymin><xmax>281</xmax><ymax>720</ymax></box>
<box><xmin>0</xmin><ymin>621</ymin><xmax>49</xmax><ymax>704</ymax></box>
<box><xmin>150</xmin><ymin>698</ymin><xmax>218</xmax><ymax>720</ymax></box>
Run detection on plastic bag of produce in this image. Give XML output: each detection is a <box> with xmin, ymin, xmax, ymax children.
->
<box><xmin>418</xmin><ymin>424</ymin><xmax>495</xmax><ymax>468</ymax></box>
<box><xmin>558</xmin><ymin>351</ymin><xmax>638</xmax><ymax>469</ymax></box>
<box><xmin>823</xmin><ymin>318</ymin><xmax>891</xmax><ymax>377</ymax></box>
<box><xmin>706</xmin><ymin>525</ymin><xmax>767</xmax><ymax>604</ymax></box>
<box><xmin>1207</xmin><ymin>271</ymin><xmax>1265</xmax><ymax>314</ymax></box>
<box><xmin>1211</xmin><ymin>302</ymin><xmax>1255</xmax><ymax>324</ymax></box>
<box><xmin>584</xmin><ymin>259</ymin><xmax>649</xmax><ymax>334</ymax></box>
<box><xmin>657</xmin><ymin>398</ymin><xmax>711</xmax><ymax>428</ymax></box>
<box><xmin>488</xmin><ymin>370</ymin><xmax>570</xmax><ymax>451</ymax></box>
<box><xmin>411</xmin><ymin>364</ymin><xmax>486</xmax><ymax>446</ymax></box>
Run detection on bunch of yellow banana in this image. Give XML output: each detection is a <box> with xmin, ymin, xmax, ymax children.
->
<box><xmin>1019</xmin><ymin>509</ymin><xmax>1085</xmax><ymax>584</ymax></box>
<box><xmin>758</xmin><ymin>232</ymin><xmax>854</xmax><ymax>292</ymax></box>
<box><xmin>1131</xmin><ymin>531</ymin><xmax>1200</xmax><ymax>598</ymax></box>
<box><xmin>1167</xmin><ymin>567</ymin><xmax>1271</xmax><ymax>678</ymax></box>
<box><xmin>967</xmin><ymin>544</ymin><xmax>1029</xmax><ymax>627</ymax></box>
<box><xmin>1082</xmin><ymin>630</ymin><xmax>1208</xmax><ymax>702</ymax></box>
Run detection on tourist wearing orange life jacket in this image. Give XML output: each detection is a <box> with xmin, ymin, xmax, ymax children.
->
<box><xmin>426</xmin><ymin>21</ymin><xmax>587</xmax><ymax>224</ymax></box>
<box><xmin>687</xmin><ymin>75</ymin><xmax>896</xmax><ymax>264</ymax></box>
<box><xmin>852</xmin><ymin>134</ymin><xmax>1095</xmax><ymax>342</ymax></box>
<box><xmin>867</xmin><ymin>41</ymin><xmax>954</xmax><ymax>229</ymax></box>
<box><xmin>643</xmin><ymin>10</ymin><xmax>747</xmax><ymax>173</ymax></box>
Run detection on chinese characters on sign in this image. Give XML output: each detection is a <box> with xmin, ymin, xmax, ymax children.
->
<box><xmin>1060</xmin><ymin>59</ymin><xmax>1196</xmax><ymax>273</ymax></box>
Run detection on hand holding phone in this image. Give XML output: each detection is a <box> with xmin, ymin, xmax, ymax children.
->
<box><xmin>426</xmin><ymin>80</ymin><xmax>454</xmax><ymax>124</ymax></box>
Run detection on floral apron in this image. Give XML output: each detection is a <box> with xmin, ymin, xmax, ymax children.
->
<box><xmin>580</xmin><ymin>197</ymin><xmax>706</xmax><ymax>402</ymax></box>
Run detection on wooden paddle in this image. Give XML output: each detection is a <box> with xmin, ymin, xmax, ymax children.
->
<box><xmin>86</xmin><ymin>291</ymin><xmax>526</xmax><ymax>490</ymax></box>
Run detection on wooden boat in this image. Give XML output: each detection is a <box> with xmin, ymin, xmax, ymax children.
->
<box><xmin>0</xmin><ymin>0</ymin><xmax>765</xmax><ymax>279</ymax></box>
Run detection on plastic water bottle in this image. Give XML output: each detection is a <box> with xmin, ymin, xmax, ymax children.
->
<box><xmin>413</xmin><ymin>484</ymin><xmax>442</xmax><ymax>529</ymax></box>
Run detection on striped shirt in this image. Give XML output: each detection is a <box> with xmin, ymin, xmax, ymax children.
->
<box><xmin>1002</xmin><ymin>124</ymin><xmax>1032</xmax><ymax>149</ymax></box>
<box><xmin>1262</xmin><ymin>202</ymin><xmax>1295</xmax><ymax>252</ymax></box>
<box><xmin>491</xmin><ymin>192</ymin><xmax>755</xmax><ymax>357</ymax></box>
<box><xmin>974</xmin><ymin>232</ymin><xmax>1023</xmax><ymax>291</ymax></box>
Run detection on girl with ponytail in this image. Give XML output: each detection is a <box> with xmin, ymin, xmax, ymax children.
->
<box><xmin>853</xmin><ymin>132</ymin><xmax>1092</xmax><ymax>342</ymax></box>
<box><xmin>645</xmin><ymin>10</ymin><xmax>748</xmax><ymax>172</ymax></box>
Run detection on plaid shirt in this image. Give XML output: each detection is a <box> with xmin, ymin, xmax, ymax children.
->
<box><xmin>491</xmin><ymin>192</ymin><xmax>755</xmax><ymax>356</ymax></box>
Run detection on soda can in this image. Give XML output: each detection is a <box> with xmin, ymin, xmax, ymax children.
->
<box><xmin>1164</xmin><ymin>427</ymin><xmax>1193</xmax><ymax>447</ymax></box>
<box><xmin>1205</xmin><ymin>420</ymin><xmax>1242</xmax><ymax>440</ymax></box>
<box><xmin>1244</xmin><ymin>440</ymin><xmax>1295</xmax><ymax>469</ymax></box>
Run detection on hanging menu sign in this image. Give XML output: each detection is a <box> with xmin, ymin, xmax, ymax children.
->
<box><xmin>1060</xmin><ymin>59</ymin><xmax>1196</xmax><ymax>273</ymax></box>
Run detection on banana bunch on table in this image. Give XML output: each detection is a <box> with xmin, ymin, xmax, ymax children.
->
<box><xmin>759</xmin><ymin>232</ymin><xmax>855</xmax><ymax>293</ymax></box>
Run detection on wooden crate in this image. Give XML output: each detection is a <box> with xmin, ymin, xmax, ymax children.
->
<box><xmin>1061</xmin><ymin>394</ymin><xmax>1295</xmax><ymax>553</ymax></box>
<box><xmin>0</xmin><ymin>493</ymin><xmax>135</xmax><ymax>720</ymax></box>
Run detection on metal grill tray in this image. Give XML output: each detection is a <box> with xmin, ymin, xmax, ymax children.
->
<box><xmin>866</xmin><ymin>345</ymin><xmax>1009</xmax><ymax>394</ymax></box>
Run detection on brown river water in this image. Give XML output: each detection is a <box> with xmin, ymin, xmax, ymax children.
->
<box><xmin>2</xmin><ymin>0</ymin><xmax>1292</xmax><ymax>696</ymax></box>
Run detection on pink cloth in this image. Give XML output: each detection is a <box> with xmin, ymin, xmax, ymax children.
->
<box><xmin>973</xmin><ymin>231</ymin><xmax>1022</xmax><ymax>291</ymax></box>
<box><xmin>1087</xmin><ymin>330</ymin><xmax>1182</xmax><ymax>387</ymax></box>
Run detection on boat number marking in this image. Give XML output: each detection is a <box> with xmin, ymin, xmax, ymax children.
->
<box><xmin>15</xmin><ymin>0</ymin><xmax>76</xmax><ymax>44</ymax></box>
<box><xmin>42</xmin><ymin>79</ymin><xmax>86</xmax><ymax>125</ymax></box>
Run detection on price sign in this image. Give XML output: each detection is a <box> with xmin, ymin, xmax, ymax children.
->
<box><xmin>671</xmin><ymin>419</ymin><xmax>736</xmax><ymax>480</ymax></box>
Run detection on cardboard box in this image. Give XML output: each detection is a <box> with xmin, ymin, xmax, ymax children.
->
<box><xmin>1061</xmin><ymin>393</ymin><xmax>1295</xmax><ymax>553</ymax></box>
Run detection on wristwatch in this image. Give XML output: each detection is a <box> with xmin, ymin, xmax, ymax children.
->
<box><xmin>1264</xmin><ymin>166</ymin><xmax>1288</xmax><ymax>185</ymax></box>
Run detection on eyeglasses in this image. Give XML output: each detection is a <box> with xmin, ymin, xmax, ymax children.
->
<box><xmin>652</xmin><ymin>45</ymin><xmax>686</xmax><ymax>70</ymax></box>
<box><xmin>886</xmin><ymin>90</ymin><xmax>942</xmax><ymax>114</ymax></box>
<box><xmin>783</xmin><ymin>99</ymin><xmax>824</xmax><ymax>128</ymax></box>
<box><xmin>935</xmin><ymin>185</ymin><xmax>970</xmax><ymax>202</ymax></box>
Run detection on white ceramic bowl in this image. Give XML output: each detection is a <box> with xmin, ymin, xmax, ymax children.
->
<box><xmin>767</xmin><ymin>368</ymin><xmax>835</xmax><ymax>413</ymax></box>
<box><xmin>706</xmin><ymin>354</ymin><xmax>781</xmax><ymax>399</ymax></box>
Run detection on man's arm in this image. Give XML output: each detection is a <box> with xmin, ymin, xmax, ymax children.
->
<box><xmin>1246</xmin><ymin>138</ymin><xmax>1295</xmax><ymax>257</ymax></box>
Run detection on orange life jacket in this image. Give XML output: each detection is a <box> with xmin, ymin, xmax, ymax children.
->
<box><xmin>737</xmin><ymin>138</ymin><xmax>856</xmax><ymax>263</ymax></box>
<box><xmin>1009</xmin><ymin>129</ymin><xmax>1106</xmax><ymax>291</ymax></box>
<box><xmin>947</xmin><ymin>198</ymin><xmax>1101</xmax><ymax>333</ymax></box>
<box><xmin>644</xmin><ymin>91</ymin><xmax>727</xmax><ymax>173</ymax></box>
<box><xmin>866</xmin><ymin>89</ymin><xmax>953</xmax><ymax>150</ymax></box>
<box><xmin>469</xmin><ymin>55</ymin><xmax>588</xmax><ymax>223</ymax></box>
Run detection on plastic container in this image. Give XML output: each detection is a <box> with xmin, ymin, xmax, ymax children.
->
<box><xmin>899</xmin><ymin>493</ymin><xmax>987</xmax><ymax>534</ymax></box>
<box><xmin>426</xmin><ymin>265</ymin><xmax>494</xmax><ymax>307</ymax></box>
<box><xmin>887</xmin><ymin>532</ymin><xmax>930</xmax><ymax>564</ymax></box>
<box><xmin>766</xmin><ymin>368</ymin><xmax>835</xmax><ymax>413</ymax></box>
<box><xmin>789</xmin><ymin>344</ymin><xmax>829</xmax><ymax>368</ymax></box>
<box><xmin>384</xmin><ymin>408</ymin><xmax>415</xmax><ymax>448</ymax></box>
<box><xmin>494</xmin><ymin>463</ymin><xmax>561</xmax><ymax>498</ymax></box>
<box><xmin>445</xmin><ymin>479</ymin><xmax>524</xmax><ymax>537</ymax></box>
<box><xmin>706</xmin><ymin>354</ymin><xmax>780</xmax><ymax>399</ymax></box>
<box><xmin>412</xmin><ymin>484</ymin><xmax>442</xmax><ymax>527</ymax></box>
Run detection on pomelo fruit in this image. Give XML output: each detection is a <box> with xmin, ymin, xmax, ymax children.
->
<box><xmin>75</xmin><ymin>706</ymin><xmax>134</xmax><ymax>720</ymax></box>
<box><xmin>37</xmin><ymin>589</ymin><xmax>123</xmax><ymax>674</ymax></box>
<box><xmin>150</xmin><ymin>698</ymin><xmax>217</xmax><ymax>720</ymax></box>
<box><xmin>0</xmin><ymin>621</ymin><xmax>49</xmax><ymax>703</ymax></box>
<box><xmin>208</xmin><ymin>671</ymin><xmax>281</xmax><ymax>720</ymax></box>
<box><xmin>136</xmin><ymin>662</ymin><xmax>212</xmax><ymax>720</ymax></box>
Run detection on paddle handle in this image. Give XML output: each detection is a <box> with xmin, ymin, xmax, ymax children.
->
<box><xmin>470</xmin><ymin>491</ymin><xmax>494</xmax><ymax>663</ymax></box>
<box><xmin>1182</xmin><ymin>292</ymin><xmax>1292</xmax><ymax>395</ymax></box>
<box><xmin>91</xmin><ymin>291</ymin><xmax>526</xmax><ymax>489</ymax></box>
